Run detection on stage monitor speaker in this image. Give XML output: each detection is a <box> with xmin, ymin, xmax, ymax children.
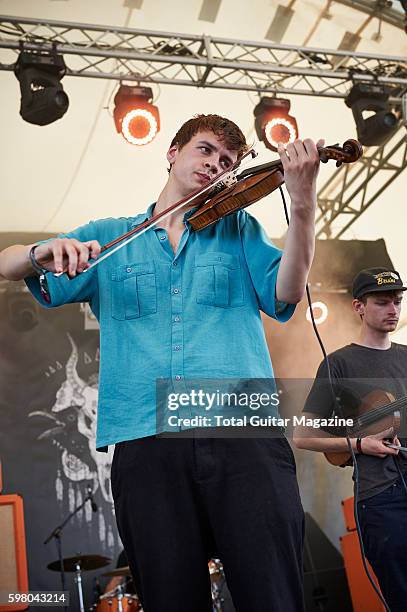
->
<box><xmin>303</xmin><ymin>513</ymin><xmax>353</xmax><ymax>612</ymax></box>
<box><xmin>341</xmin><ymin>531</ymin><xmax>384</xmax><ymax>612</ymax></box>
<box><xmin>304</xmin><ymin>568</ymin><xmax>353</xmax><ymax>612</ymax></box>
<box><xmin>0</xmin><ymin>494</ymin><xmax>29</xmax><ymax>611</ymax></box>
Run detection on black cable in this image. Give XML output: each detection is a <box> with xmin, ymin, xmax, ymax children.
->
<box><xmin>278</xmin><ymin>185</ymin><xmax>391</xmax><ymax>612</ymax></box>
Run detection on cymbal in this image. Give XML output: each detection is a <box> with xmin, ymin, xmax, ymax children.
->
<box><xmin>48</xmin><ymin>554</ymin><xmax>112</xmax><ymax>572</ymax></box>
<box><xmin>101</xmin><ymin>566</ymin><xmax>132</xmax><ymax>577</ymax></box>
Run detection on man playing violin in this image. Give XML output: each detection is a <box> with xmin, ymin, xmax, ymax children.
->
<box><xmin>0</xmin><ymin>114</ymin><xmax>323</xmax><ymax>612</ymax></box>
<box><xmin>293</xmin><ymin>267</ymin><xmax>407</xmax><ymax>611</ymax></box>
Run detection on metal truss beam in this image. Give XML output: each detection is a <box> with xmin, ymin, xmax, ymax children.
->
<box><xmin>0</xmin><ymin>15</ymin><xmax>406</xmax><ymax>99</ymax></box>
<box><xmin>0</xmin><ymin>15</ymin><xmax>406</xmax><ymax>237</ymax></box>
<box><xmin>316</xmin><ymin>126</ymin><xmax>407</xmax><ymax>238</ymax></box>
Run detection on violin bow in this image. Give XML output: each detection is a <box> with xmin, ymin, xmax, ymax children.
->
<box><xmin>54</xmin><ymin>148</ymin><xmax>257</xmax><ymax>276</ymax></box>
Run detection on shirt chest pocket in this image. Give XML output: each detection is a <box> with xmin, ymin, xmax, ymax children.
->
<box><xmin>195</xmin><ymin>252</ymin><xmax>244</xmax><ymax>308</ymax></box>
<box><xmin>111</xmin><ymin>262</ymin><xmax>157</xmax><ymax>320</ymax></box>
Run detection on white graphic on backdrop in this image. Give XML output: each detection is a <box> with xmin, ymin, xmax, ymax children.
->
<box><xmin>29</xmin><ymin>333</ymin><xmax>119</xmax><ymax>550</ymax></box>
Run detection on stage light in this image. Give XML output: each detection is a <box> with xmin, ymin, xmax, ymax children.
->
<box><xmin>345</xmin><ymin>83</ymin><xmax>399</xmax><ymax>146</ymax></box>
<box><xmin>113</xmin><ymin>85</ymin><xmax>160</xmax><ymax>145</ymax></box>
<box><xmin>14</xmin><ymin>50</ymin><xmax>69</xmax><ymax>126</ymax></box>
<box><xmin>306</xmin><ymin>301</ymin><xmax>328</xmax><ymax>325</ymax></box>
<box><xmin>254</xmin><ymin>97</ymin><xmax>298</xmax><ymax>152</ymax></box>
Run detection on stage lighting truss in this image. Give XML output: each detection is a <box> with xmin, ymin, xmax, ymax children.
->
<box><xmin>14</xmin><ymin>49</ymin><xmax>69</xmax><ymax>126</ymax></box>
<box><xmin>254</xmin><ymin>98</ymin><xmax>298</xmax><ymax>152</ymax></box>
<box><xmin>0</xmin><ymin>15</ymin><xmax>406</xmax><ymax>236</ymax></box>
<box><xmin>345</xmin><ymin>83</ymin><xmax>400</xmax><ymax>146</ymax></box>
<box><xmin>113</xmin><ymin>85</ymin><xmax>160</xmax><ymax>146</ymax></box>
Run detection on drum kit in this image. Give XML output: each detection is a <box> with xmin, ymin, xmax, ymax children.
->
<box><xmin>47</xmin><ymin>554</ymin><xmax>229</xmax><ymax>611</ymax></box>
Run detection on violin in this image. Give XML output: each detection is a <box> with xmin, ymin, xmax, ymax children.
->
<box><xmin>324</xmin><ymin>389</ymin><xmax>406</xmax><ymax>467</ymax></box>
<box><xmin>81</xmin><ymin>139</ymin><xmax>362</xmax><ymax>273</ymax></box>
<box><xmin>188</xmin><ymin>139</ymin><xmax>362</xmax><ymax>231</ymax></box>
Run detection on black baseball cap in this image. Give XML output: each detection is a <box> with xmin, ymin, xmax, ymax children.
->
<box><xmin>352</xmin><ymin>267</ymin><xmax>407</xmax><ymax>299</ymax></box>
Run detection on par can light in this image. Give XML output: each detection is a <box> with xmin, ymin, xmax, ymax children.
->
<box><xmin>254</xmin><ymin>97</ymin><xmax>298</xmax><ymax>152</ymax></box>
<box><xmin>114</xmin><ymin>85</ymin><xmax>160</xmax><ymax>146</ymax></box>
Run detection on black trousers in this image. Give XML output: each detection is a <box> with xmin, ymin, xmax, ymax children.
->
<box><xmin>111</xmin><ymin>434</ymin><xmax>305</xmax><ymax>612</ymax></box>
<box><xmin>358</xmin><ymin>474</ymin><xmax>407</xmax><ymax>612</ymax></box>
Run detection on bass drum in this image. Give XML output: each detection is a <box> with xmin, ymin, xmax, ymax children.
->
<box><xmin>96</xmin><ymin>595</ymin><xmax>142</xmax><ymax>611</ymax></box>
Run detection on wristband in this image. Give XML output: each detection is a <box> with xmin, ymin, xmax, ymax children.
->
<box><xmin>356</xmin><ymin>437</ymin><xmax>363</xmax><ymax>454</ymax></box>
<box><xmin>29</xmin><ymin>245</ymin><xmax>48</xmax><ymax>276</ymax></box>
<box><xmin>29</xmin><ymin>245</ymin><xmax>51</xmax><ymax>304</ymax></box>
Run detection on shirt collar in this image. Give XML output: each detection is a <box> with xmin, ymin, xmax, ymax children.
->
<box><xmin>129</xmin><ymin>203</ymin><xmax>155</xmax><ymax>228</ymax></box>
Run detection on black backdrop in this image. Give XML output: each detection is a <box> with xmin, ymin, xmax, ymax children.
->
<box><xmin>0</xmin><ymin>237</ymin><xmax>122</xmax><ymax>610</ymax></box>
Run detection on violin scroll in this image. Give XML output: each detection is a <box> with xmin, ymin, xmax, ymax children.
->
<box><xmin>318</xmin><ymin>139</ymin><xmax>363</xmax><ymax>167</ymax></box>
<box><xmin>188</xmin><ymin>137</ymin><xmax>363</xmax><ymax>231</ymax></box>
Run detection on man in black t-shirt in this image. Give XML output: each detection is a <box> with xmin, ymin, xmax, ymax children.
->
<box><xmin>293</xmin><ymin>267</ymin><xmax>407</xmax><ymax>612</ymax></box>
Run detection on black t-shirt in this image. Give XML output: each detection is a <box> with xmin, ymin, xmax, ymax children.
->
<box><xmin>304</xmin><ymin>342</ymin><xmax>407</xmax><ymax>500</ymax></box>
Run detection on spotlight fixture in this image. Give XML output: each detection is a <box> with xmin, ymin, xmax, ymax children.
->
<box><xmin>14</xmin><ymin>50</ymin><xmax>69</xmax><ymax>126</ymax></box>
<box><xmin>345</xmin><ymin>83</ymin><xmax>399</xmax><ymax>146</ymax></box>
<box><xmin>113</xmin><ymin>85</ymin><xmax>160</xmax><ymax>146</ymax></box>
<box><xmin>306</xmin><ymin>301</ymin><xmax>328</xmax><ymax>326</ymax></box>
<box><xmin>254</xmin><ymin>97</ymin><xmax>298</xmax><ymax>152</ymax></box>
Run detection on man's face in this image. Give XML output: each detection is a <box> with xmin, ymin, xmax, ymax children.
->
<box><xmin>166</xmin><ymin>131</ymin><xmax>238</xmax><ymax>197</ymax></box>
<box><xmin>354</xmin><ymin>291</ymin><xmax>403</xmax><ymax>333</ymax></box>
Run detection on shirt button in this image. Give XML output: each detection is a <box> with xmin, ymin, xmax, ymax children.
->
<box><xmin>126</xmin><ymin>267</ymin><xmax>132</xmax><ymax>273</ymax></box>
<box><xmin>174</xmin><ymin>345</ymin><xmax>181</xmax><ymax>351</ymax></box>
<box><xmin>173</xmin><ymin>288</ymin><xmax>180</xmax><ymax>294</ymax></box>
<box><xmin>174</xmin><ymin>316</ymin><xmax>180</xmax><ymax>322</ymax></box>
<box><xmin>172</xmin><ymin>261</ymin><xmax>177</xmax><ymax>267</ymax></box>
<box><xmin>175</xmin><ymin>375</ymin><xmax>182</xmax><ymax>381</ymax></box>
<box><xmin>160</xmin><ymin>235</ymin><xmax>166</xmax><ymax>241</ymax></box>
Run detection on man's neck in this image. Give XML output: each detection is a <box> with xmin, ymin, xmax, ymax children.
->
<box><xmin>153</xmin><ymin>182</ymin><xmax>195</xmax><ymax>230</ymax></box>
<box><xmin>355</xmin><ymin>328</ymin><xmax>392</xmax><ymax>350</ymax></box>
<box><xmin>154</xmin><ymin>179</ymin><xmax>208</xmax><ymax>230</ymax></box>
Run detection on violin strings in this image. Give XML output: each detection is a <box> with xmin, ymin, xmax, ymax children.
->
<box><xmin>356</xmin><ymin>396</ymin><xmax>407</xmax><ymax>428</ymax></box>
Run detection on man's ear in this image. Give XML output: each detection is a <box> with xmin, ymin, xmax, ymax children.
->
<box><xmin>166</xmin><ymin>144</ymin><xmax>179</xmax><ymax>166</ymax></box>
<box><xmin>352</xmin><ymin>298</ymin><xmax>364</xmax><ymax>317</ymax></box>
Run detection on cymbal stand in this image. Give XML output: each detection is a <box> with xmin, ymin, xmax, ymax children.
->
<box><xmin>116</xmin><ymin>583</ymin><xmax>124</xmax><ymax>612</ymax></box>
<box><xmin>74</xmin><ymin>561</ymin><xmax>85</xmax><ymax>612</ymax></box>
<box><xmin>43</xmin><ymin>487</ymin><xmax>96</xmax><ymax>610</ymax></box>
<box><xmin>98</xmin><ymin>583</ymin><xmax>126</xmax><ymax>612</ymax></box>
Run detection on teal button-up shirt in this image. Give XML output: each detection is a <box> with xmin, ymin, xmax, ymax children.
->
<box><xmin>25</xmin><ymin>205</ymin><xmax>295</xmax><ymax>448</ymax></box>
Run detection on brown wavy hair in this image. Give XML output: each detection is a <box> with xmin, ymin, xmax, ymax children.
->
<box><xmin>170</xmin><ymin>114</ymin><xmax>248</xmax><ymax>159</ymax></box>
